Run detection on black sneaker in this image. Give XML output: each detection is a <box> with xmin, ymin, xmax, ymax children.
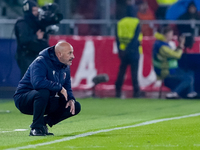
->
<box><xmin>134</xmin><ymin>91</ymin><xmax>145</xmax><ymax>98</ymax></box>
<box><xmin>115</xmin><ymin>92</ymin><xmax>121</xmax><ymax>98</ymax></box>
<box><xmin>29</xmin><ymin>128</ymin><xmax>46</xmax><ymax>136</ymax></box>
<box><xmin>43</xmin><ymin>125</ymin><xmax>54</xmax><ymax>136</ymax></box>
<box><xmin>115</xmin><ymin>89</ymin><xmax>121</xmax><ymax>98</ymax></box>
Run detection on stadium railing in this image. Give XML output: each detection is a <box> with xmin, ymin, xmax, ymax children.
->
<box><xmin>0</xmin><ymin>19</ymin><xmax>200</xmax><ymax>37</ymax></box>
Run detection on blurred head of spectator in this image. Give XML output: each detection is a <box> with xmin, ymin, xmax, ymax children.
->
<box><xmin>146</xmin><ymin>0</ymin><xmax>158</xmax><ymax>13</ymax></box>
<box><xmin>136</xmin><ymin>1</ymin><xmax>148</xmax><ymax>14</ymax></box>
<box><xmin>183</xmin><ymin>2</ymin><xmax>199</xmax><ymax>19</ymax></box>
<box><xmin>126</xmin><ymin>0</ymin><xmax>137</xmax><ymax>17</ymax></box>
<box><xmin>161</xmin><ymin>26</ymin><xmax>174</xmax><ymax>42</ymax></box>
<box><xmin>136</xmin><ymin>0</ymin><xmax>155</xmax><ymax>36</ymax></box>
<box><xmin>188</xmin><ymin>2</ymin><xmax>197</xmax><ymax>14</ymax></box>
<box><xmin>136</xmin><ymin>1</ymin><xmax>155</xmax><ymax>19</ymax></box>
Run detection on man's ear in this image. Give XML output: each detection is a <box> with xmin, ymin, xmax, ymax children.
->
<box><xmin>57</xmin><ymin>51</ymin><xmax>62</xmax><ymax>58</ymax></box>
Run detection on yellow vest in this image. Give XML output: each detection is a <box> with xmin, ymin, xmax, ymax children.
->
<box><xmin>38</xmin><ymin>0</ymin><xmax>54</xmax><ymax>6</ymax></box>
<box><xmin>117</xmin><ymin>17</ymin><xmax>140</xmax><ymax>51</ymax></box>
<box><xmin>156</xmin><ymin>0</ymin><xmax>178</xmax><ymax>5</ymax></box>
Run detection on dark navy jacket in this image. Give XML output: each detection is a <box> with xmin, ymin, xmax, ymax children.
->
<box><xmin>14</xmin><ymin>46</ymin><xmax>75</xmax><ymax>109</ymax></box>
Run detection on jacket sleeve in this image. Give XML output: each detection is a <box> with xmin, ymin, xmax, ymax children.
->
<box><xmin>63</xmin><ymin>68</ymin><xmax>76</xmax><ymax>101</ymax></box>
<box><xmin>15</xmin><ymin>21</ymin><xmax>49</xmax><ymax>53</ymax></box>
<box><xmin>159</xmin><ymin>46</ymin><xmax>183</xmax><ymax>59</ymax></box>
<box><xmin>30</xmin><ymin>58</ymin><xmax>62</xmax><ymax>92</ymax></box>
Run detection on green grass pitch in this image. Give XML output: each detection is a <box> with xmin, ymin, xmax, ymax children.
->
<box><xmin>1</xmin><ymin>98</ymin><xmax>200</xmax><ymax>150</ymax></box>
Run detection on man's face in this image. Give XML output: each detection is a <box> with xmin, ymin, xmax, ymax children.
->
<box><xmin>32</xmin><ymin>7</ymin><xmax>38</xmax><ymax>17</ymax></box>
<box><xmin>139</xmin><ymin>2</ymin><xmax>148</xmax><ymax>13</ymax></box>
<box><xmin>165</xmin><ymin>31</ymin><xmax>174</xmax><ymax>42</ymax></box>
<box><xmin>189</xmin><ymin>5</ymin><xmax>196</xmax><ymax>14</ymax></box>
<box><xmin>59</xmin><ymin>46</ymin><xmax>75</xmax><ymax>66</ymax></box>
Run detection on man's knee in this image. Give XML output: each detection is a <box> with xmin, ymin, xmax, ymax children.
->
<box><xmin>74</xmin><ymin>101</ymin><xmax>81</xmax><ymax>115</ymax></box>
<box><xmin>34</xmin><ymin>89</ymin><xmax>50</xmax><ymax>103</ymax></box>
<box><xmin>38</xmin><ymin>89</ymin><xmax>50</xmax><ymax>97</ymax></box>
<box><xmin>183</xmin><ymin>74</ymin><xmax>194</xmax><ymax>85</ymax></box>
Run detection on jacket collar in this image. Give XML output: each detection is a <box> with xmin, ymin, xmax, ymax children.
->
<box><xmin>154</xmin><ymin>32</ymin><xmax>166</xmax><ymax>42</ymax></box>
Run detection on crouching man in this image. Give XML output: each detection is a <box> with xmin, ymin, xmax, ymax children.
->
<box><xmin>13</xmin><ymin>41</ymin><xmax>81</xmax><ymax>136</ymax></box>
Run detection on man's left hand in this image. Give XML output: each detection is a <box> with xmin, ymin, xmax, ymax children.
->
<box><xmin>66</xmin><ymin>100</ymin><xmax>75</xmax><ymax>115</ymax></box>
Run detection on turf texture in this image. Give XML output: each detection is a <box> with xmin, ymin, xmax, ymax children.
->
<box><xmin>0</xmin><ymin>98</ymin><xmax>200</xmax><ymax>150</ymax></box>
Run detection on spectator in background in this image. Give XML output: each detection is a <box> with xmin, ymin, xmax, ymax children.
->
<box><xmin>136</xmin><ymin>0</ymin><xmax>155</xmax><ymax>36</ymax></box>
<box><xmin>15</xmin><ymin>0</ymin><xmax>49</xmax><ymax>78</ymax></box>
<box><xmin>177</xmin><ymin>2</ymin><xmax>200</xmax><ymax>49</ymax></box>
<box><xmin>152</xmin><ymin>26</ymin><xmax>197</xmax><ymax>99</ymax></box>
<box><xmin>115</xmin><ymin>1</ymin><xmax>144</xmax><ymax>98</ymax></box>
<box><xmin>156</xmin><ymin>0</ymin><xmax>178</xmax><ymax>19</ymax></box>
<box><xmin>71</xmin><ymin>0</ymin><xmax>100</xmax><ymax>35</ymax></box>
<box><xmin>146</xmin><ymin>0</ymin><xmax>158</xmax><ymax>14</ymax></box>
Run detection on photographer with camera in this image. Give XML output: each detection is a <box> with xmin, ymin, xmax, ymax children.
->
<box><xmin>15</xmin><ymin>0</ymin><xmax>63</xmax><ymax>78</ymax></box>
<box><xmin>15</xmin><ymin>0</ymin><xmax>50</xmax><ymax>78</ymax></box>
<box><xmin>152</xmin><ymin>26</ymin><xmax>198</xmax><ymax>99</ymax></box>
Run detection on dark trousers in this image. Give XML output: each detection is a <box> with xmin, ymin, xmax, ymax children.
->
<box><xmin>164</xmin><ymin>69</ymin><xmax>195</xmax><ymax>96</ymax></box>
<box><xmin>115</xmin><ymin>56</ymin><xmax>140</xmax><ymax>95</ymax></box>
<box><xmin>14</xmin><ymin>89</ymin><xmax>81</xmax><ymax>129</ymax></box>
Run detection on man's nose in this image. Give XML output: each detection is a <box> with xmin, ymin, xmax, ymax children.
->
<box><xmin>72</xmin><ymin>54</ymin><xmax>75</xmax><ymax>59</ymax></box>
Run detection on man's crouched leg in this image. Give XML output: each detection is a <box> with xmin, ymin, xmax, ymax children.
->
<box><xmin>44</xmin><ymin>101</ymin><xmax>81</xmax><ymax>129</ymax></box>
<box><xmin>29</xmin><ymin>89</ymin><xmax>51</xmax><ymax>136</ymax></box>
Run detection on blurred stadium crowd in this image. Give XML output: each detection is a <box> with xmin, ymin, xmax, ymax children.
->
<box><xmin>0</xmin><ymin>0</ymin><xmax>200</xmax><ymax>36</ymax></box>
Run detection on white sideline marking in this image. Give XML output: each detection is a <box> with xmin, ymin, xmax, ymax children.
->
<box><xmin>0</xmin><ymin>129</ymin><xmax>28</xmax><ymax>133</ymax></box>
<box><xmin>0</xmin><ymin>131</ymin><xmax>11</xmax><ymax>133</ymax></box>
<box><xmin>5</xmin><ymin>113</ymin><xmax>200</xmax><ymax>150</ymax></box>
<box><xmin>14</xmin><ymin>129</ymin><xmax>28</xmax><ymax>132</ymax></box>
<box><xmin>0</xmin><ymin>110</ymin><xmax>10</xmax><ymax>113</ymax></box>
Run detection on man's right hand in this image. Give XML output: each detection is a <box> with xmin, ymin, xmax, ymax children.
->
<box><xmin>36</xmin><ymin>29</ymin><xmax>44</xmax><ymax>39</ymax></box>
<box><xmin>60</xmin><ymin>87</ymin><xmax>68</xmax><ymax>101</ymax></box>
